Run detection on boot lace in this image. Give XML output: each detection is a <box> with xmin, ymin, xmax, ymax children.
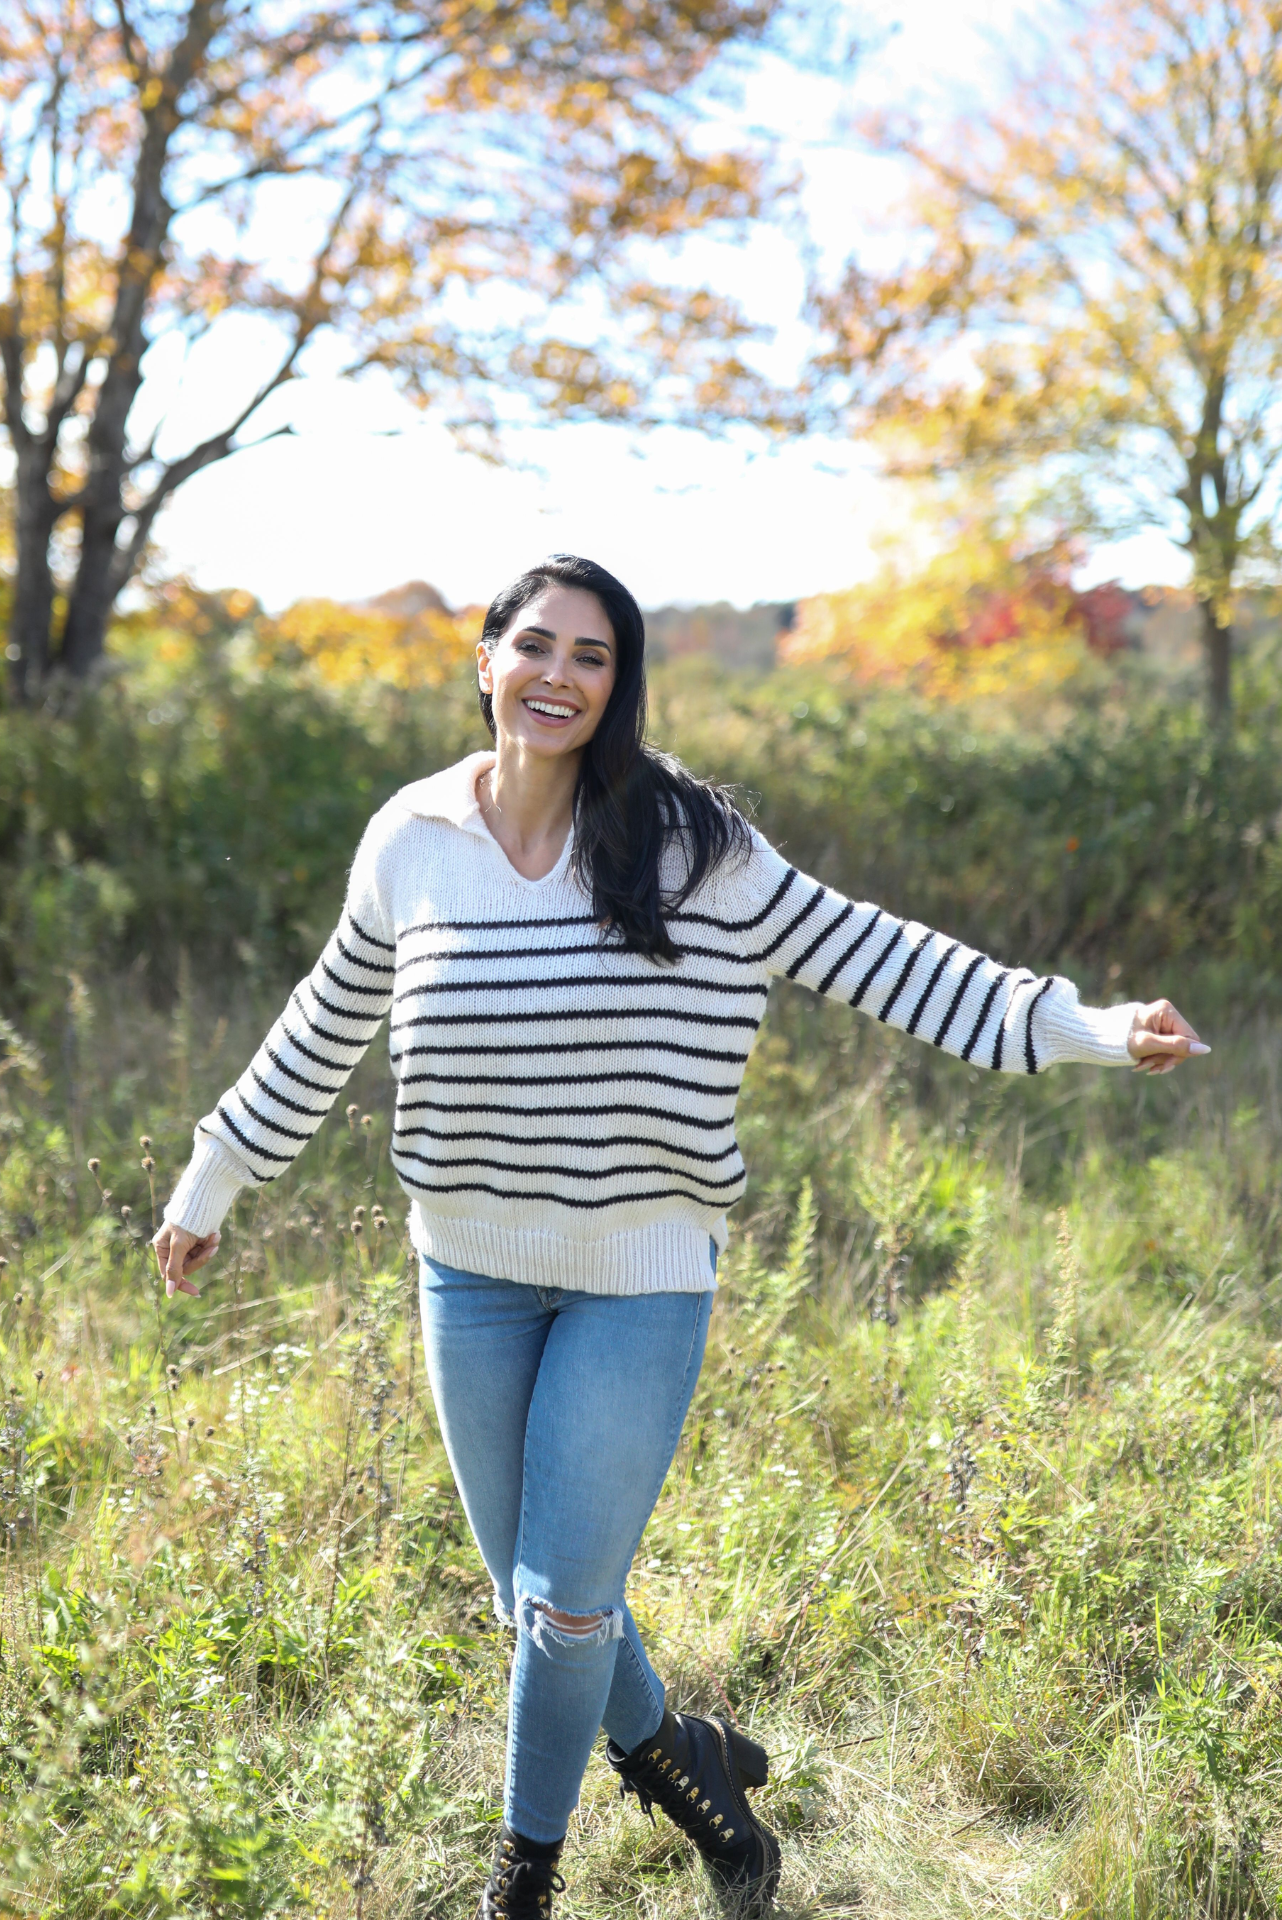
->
<box><xmin>618</xmin><ymin>1749</ymin><xmax>742</xmax><ymax>1850</ymax></box>
<box><xmin>484</xmin><ymin>1853</ymin><xmax>566</xmax><ymax>1917</ymax></box>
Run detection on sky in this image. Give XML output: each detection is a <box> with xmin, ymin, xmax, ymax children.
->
<box><xmin>151</xmin><ymin>0</ymin><xmax>1188</xmax><ymax>614</ymax></box>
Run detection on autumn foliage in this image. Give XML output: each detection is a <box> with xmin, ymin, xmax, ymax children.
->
<box><xmin>783</xmin><ymin>531</ymin><xmax>1113</xmax><ymax>701</ymax></box>
<box><xmin>258</xmin><ymin>589</ymin><xmax>480</xmax><ymax>693</ymax></box>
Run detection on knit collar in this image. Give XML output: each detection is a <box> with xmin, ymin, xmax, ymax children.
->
<box><xmin>396</xmin><ymin>752</ymin><xmax>496</xmax><ymax>839</ymax></box>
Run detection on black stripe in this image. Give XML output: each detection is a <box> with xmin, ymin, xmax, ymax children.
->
<box><xmin>960</xmin><ymin>969</ymin><xmax>1009</xmax><ymax>1063</ymax></box>
<box><xmin>390</xmin><ymin>1037</ymin><xmax>750</xmax><ymax>1065</ymax></box>
<box><xmin>679</xmin><ymin>865</ymin><xmax>799</xmax><ymax>936</ymax></box>
<box><xmin>283</xmin><ymin>1002</ymin><xmax>366</xmax><ymax>1065</ymax></box>
<box><xmin>401</xmin><ymin>910</ymin><xmax>598</xmax><ymax>938</ymax></box>
<box><xmin>262</xmin><ymin>1039</ymin><xmax>348</xmax><ymax>1094</ymax></box>
<box><xmin>390</xmin><ymin>1095</ymin><xmax>735</xmax><ymax>1129</ymax></box>
<box><xmin>395</xmin><ymin>935</ymin><xmax>768</xmax><ymax>971</ymax></box>
<box><xmin>345</xmin><ymin>911</ymin><xmax>395</xmax><ymax>951</ymax></box>
<box><xmin>334</xmin><ymin>935</ymin><xmax>395</xmax><ymax>976</ymax></box>
<box><xmin>388</xmin><ymin>1006</ymin><xmax>763</xmax><ymax>1034</ymax></box>
<box><xmin>991</xmin><ymin>971</ymin><xmax>1035</xmax><ymax>1072</ymax></box>
<box><xmin>394</xmin><ymin>1169</ymin><xmax>745</xmax><ymax>1211</ymax></box>
<box><xmin>396</xmin><ymin>1068</ymin><xmax>742</xmax><ymax>1096</ymax></box>
<box><xmin>851</xmin><ymin>921</ymin><xmax>904</xmax><ymax>1009</ymax></box>
<box><xmin>393</xmin><ymin>1123</ymin><xmax>740</xmax><ymax>1162</ymax></box>
<box><xmin>932</xmin><ymin>953</ymin><xmax>985</xmax><ymax>1050</ymax></box>
<box><xmin>229</xmin><ymin>1089</ymin><xmax>317</xmax><ymax>1145</ymax></box>
<box><xmin>1025</xmin><ymin>976</ymin><xmax>1056</xmax><ymax>1074</ymax></box>
<box><xmin>216</xmin><ymin>1104</ymin><xmax>291</xmax><ymax>1166</ymax></box>
<box><xmin>389</xmin><ymin>970</ymin><xmax>769</xmax><ymax>1006</ymax></box>
<box><xmin>816</xmin><ymin>910</ymin><xmax>882</xmax><ymax>997</ymax></box>
<box><xmin>878</xmin><ymin>930</ymin><xmax>934</xmax><ymax>1025</ymax></box>
<box><xmin>758</xmin><ymin>883</ymin><xmax>827</xmax><ymax>961</ymax></box>
<box><xmin>786</xmin><ymin>900</ymin><xmax>854</xmax><ymax>981</ymax></box>
<box><xmin>391</xmin><ymin>1145</ymin><xmax>745</xmax><ymax>1189</ymax></box>
<box><xmin>396</xmin><ymin>867</ymin><xmax>795</xmax><ymax>942</ymax></box>
<box><xmin>307</xmin><ymin>984</ymin><xmax>391</xmax><ymax>1029</ymax></box>
<box><xmin>905</xmin><ymin>941</ymin><xmax>959</xmax><ymax>1036</ymax></box>
<box><xmin>288</xmin><ymin>993</ymin><xmax>374</xmax><ymax>1056</ymax></box>
<box><xmin>321</xmin><ymin>956</ymin><xmax>394</xmax><ymax>1000</ymax></box>
<box><xmin>249</xmin><ymin>1063</ymin><xmax>332</xmax><ymax>1120</ymax></box>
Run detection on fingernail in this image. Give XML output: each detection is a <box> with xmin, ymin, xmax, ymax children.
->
<box><xmin>1188</xmin><ymin>1041</ymin><xmax>1211</xmax><ymax>1055</ymax></box>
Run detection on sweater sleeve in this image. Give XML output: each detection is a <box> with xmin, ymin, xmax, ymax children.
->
<box><xmin>738</xmin><ymin>836</ymin><xmax>1138</xmax><ymax>1073</ymax></box>
<box><xmin>163</xmin><ymin>825</ymin><xmax>397</xmax><ymax>1237</ymax></box>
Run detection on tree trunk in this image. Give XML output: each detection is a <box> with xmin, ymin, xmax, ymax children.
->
<box><xmin>59</xmin><ymin>510</ymin><xmax>124</xmax><ymax>680</ymax></box>
<box><xmin>1199</xmin><ymin>598</ymin><xmax>1232</xmax><ymax>723</ymax></box>
<box><xmin>6</xmin><ymin>466</ymin><xmax>59</xmax><ymax>706</ymax></box>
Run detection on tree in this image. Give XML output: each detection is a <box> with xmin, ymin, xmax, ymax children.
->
<box><xmin>0</xmin><ymin>0</ymin><xmax>792</xmax><ymax>704</ymax></box>
<box><xmin>781</xmin><ymin>519</ymin><xmax>1105</xmax><ymax>706</ymax></box>
<box><xmin>810</xmin><ymin>0</ymin><xmax>1282</xmax><ymax>719</ymax></box>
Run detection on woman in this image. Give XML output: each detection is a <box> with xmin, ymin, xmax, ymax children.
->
<box><xmin>154</xmin><ymin>554</ymin><xmax>1205</xmax><ymax>1918</ymax></box>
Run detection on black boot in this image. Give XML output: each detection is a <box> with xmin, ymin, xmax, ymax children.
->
<box><xmin>475</xmin><ymin>1822</ymin><xmax>565</xmax><ymax>1919</ymax></box>
<box><xmin>606</xmin><ymin>1708</ymin><xmax>781</xmax><ymax>1910</ymax></box>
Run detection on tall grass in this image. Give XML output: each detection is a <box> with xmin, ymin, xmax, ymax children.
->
<box><xmin>2</xmin><ymin>966</ymin><xmax>1282</xmax><ymax>1917</ymax></box>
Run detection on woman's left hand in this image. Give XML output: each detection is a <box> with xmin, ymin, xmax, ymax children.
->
<box><xmin>1128</xmin><ymin>999</ymin><xmax>1209</xmax><ymax>1074</ymax></box>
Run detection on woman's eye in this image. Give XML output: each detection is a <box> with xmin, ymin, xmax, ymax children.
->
<box><xmin>577</xmin><ymin>653</ymin><xmax>607</xmax><ymax>668</ymax></box>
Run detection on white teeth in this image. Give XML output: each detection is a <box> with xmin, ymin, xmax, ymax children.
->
<box><xmin>525</xmin><ymin>700</ymin><xmax>577</xmax><ymax>718</ymax></box>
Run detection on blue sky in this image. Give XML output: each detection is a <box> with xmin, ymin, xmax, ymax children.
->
<box><xmin>151</xmin><ymin>0</ymin><xmax>1187</xmax><ymax>613</ymax></box>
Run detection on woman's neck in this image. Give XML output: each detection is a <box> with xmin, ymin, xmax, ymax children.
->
<box><xmin>477</xmin><ymin>742</ymin><xmax>579</xmax><ymax>880</ymax></box>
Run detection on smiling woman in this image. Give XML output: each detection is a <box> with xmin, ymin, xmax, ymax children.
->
<box><xmin>152</xmin><ymin>553</ymin><xmax>1205</xmax><ymax>1920</ymax></box>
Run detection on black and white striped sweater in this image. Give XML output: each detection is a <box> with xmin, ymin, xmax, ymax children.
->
<box><xmin>166</xmin><ymin>751</ymin><xmax>1139</xmax><ymax>1293</ymax></box>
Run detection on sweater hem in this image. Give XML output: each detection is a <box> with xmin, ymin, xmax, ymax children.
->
<box><xmin>408</xmin><ymin>1205</ymin><xmax>722</xmax><ymax>1295</ymax></box>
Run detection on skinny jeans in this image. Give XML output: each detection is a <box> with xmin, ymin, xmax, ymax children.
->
<box><xmin>419</xmin><ymin>1253</ymin><xmax>714</xmax><ymax>1843</ymax></box>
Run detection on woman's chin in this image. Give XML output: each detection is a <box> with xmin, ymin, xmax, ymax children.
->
<box><xmin>504</xmin><ymin>719</ymin><xmax>588</xmax><ymax>756</ymax></box>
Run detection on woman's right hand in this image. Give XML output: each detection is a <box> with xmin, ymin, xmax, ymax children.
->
<box><xmin>152</xmin><ymin>1224</ymin><xmax>220</xmax><ymax>1299</ymax></box>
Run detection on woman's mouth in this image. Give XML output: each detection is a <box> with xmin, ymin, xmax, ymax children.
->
<box><xmin>523</xmin><ymin>698</ymin><xmax>580</xmax><ymax>723</ymax></box>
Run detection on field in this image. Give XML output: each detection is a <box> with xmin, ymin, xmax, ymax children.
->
<box><xmin>3</xmin><ymin>650</ymin><xmax>1282</xmax><ymax>1917</ymax></box>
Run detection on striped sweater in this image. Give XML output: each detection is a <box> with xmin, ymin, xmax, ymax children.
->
<box><xmin>165</xmin><ymin>751</ymin><xmax>1140</xmax><ymax>1294</ymax></box>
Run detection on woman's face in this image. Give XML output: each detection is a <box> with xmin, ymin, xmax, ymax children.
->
<box><xmin>477</xmin><ymin>585</ymin><xmax>618</xmax><ymax>760</ymax></box>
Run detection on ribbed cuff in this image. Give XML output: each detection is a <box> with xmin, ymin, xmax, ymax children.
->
<box><xmin>163</xmin><ymin>1132</ymin><xmax>249</xmax><ymax>1237</ymax></box>
<box><xmin>1036</xmin><ymin>986</ymin><xmax>1139</xmax><ymax>1069</ymax></box>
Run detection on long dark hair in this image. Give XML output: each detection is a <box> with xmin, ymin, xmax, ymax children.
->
<box><xmin>478</xmin><ymin>555</ymin><xmax>751</xmax><ymax>962</ymax></box>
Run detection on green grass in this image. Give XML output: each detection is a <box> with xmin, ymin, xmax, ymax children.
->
<box><xmin>3</xmin><ymin>982</ymin><xmax>1282</xmax><ymax>1918</ymax></box>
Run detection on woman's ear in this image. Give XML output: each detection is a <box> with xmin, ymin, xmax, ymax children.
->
<box><xmin>476</xmin><ymin>639</ymin><xmax>493</xmax><ymax>694</ymax></box>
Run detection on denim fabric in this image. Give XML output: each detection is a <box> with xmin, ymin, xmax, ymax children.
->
<box><xmin>419</xmin><ymin>1252</ymin><xmax>715</xmax><ymax>1842</ymax></box>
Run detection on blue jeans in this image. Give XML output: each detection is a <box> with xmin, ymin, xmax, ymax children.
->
<box><xmin>419</xmin><ymin>1256</ymin><xmax>714</xmax><ymax>1843</ymax></box>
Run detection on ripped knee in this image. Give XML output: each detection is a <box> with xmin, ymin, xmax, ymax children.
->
<box><xmin>518</xmin><ymin>1594</ymin><xmax>625</xmax><ymax>1654</ymax></box>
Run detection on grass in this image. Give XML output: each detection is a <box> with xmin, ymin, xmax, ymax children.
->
<box><xmin>3</xmin><ymin>977</ymin><xmax>1282</xmax><ymax>1917</ymax></box>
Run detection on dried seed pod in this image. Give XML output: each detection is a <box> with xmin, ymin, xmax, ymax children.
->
<box><xmin>204</xmin><ymin>1426</ymin><xmax>215</xmax><ymax>1439</ymax></box>
<box><xmin>141</xmin><ymin>1156</ymin><xmax>155</xmax><ymax>1172</ymax></box>
<box><xmin>139</xmin><ymin>1135</ymin><xmax>152</xmax><ymax>1151</ymax></box>
<box><xmin>352</xmin><ymin>1205</ymin><xmax>366</xmax><ymax>1220</ymax></box>
<box><xmin>187</xmin><ymin>1416</ymin><xmax>196</xmax><ymax>1429</ymax></box>
<box><xmin>34</xmin><ymin>1370</ymin><xmax>43</xmax><ymax>1383</ymax></box>
<box><xmin>360</xmin><ymin>1113</ymin><xmax>372</xmax><ymax>1129</ymax></box>
<box><xmin>87</xmin><ymin>1157</ymin><xmax>101</xmax><ymax>1174</ymax></box>
<box><xmin>121</xmin><ymin>1205</ymin><xmax>132</xmax><ymax>1219</ymax></box>
<box><xmin>346</xmin><ymin>1102</ymin><xmax>359</xmax><ymax>1119</ymax></box>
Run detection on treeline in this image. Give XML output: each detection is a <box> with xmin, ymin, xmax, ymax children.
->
<box><xmin>3</xmin><ymin>646</ymin><xmax>1282</xmax><ymax>1028</ymax></box>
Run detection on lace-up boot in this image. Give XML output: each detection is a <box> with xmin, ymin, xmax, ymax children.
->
<box><xmin>475</xmin><ymin>1823</ymin><xmax>566</xmax><ymax>1919</ymax></box>
<box><xmin>606</xmin><ymin>1708</ymin><xmax>781</xmax><ymax>1910</ymax></box>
